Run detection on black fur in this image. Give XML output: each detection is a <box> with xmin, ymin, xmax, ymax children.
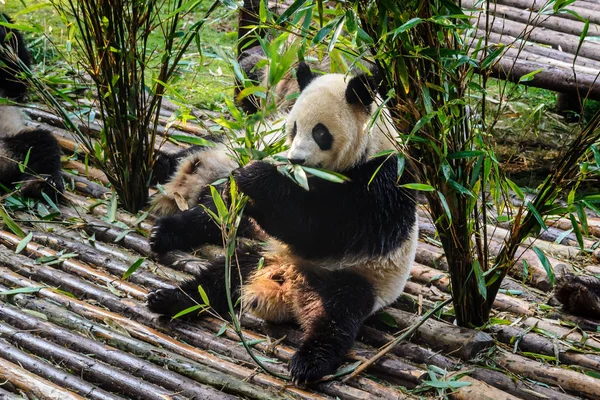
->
<box><xmin>0</xmin><ymin>13</ymin><xmax>32</xmax><ymax>100</ymax></box>
<box><xmin>147</xmin><ymin>244</ymin><xmax>262</xmax><ymax>317</ymax></box>
<box><xmin>289</xmin><ymin>268</ymin><xmax>375</xmax><ymax>383</ymax></box>
<box><xmin>0</xmin><ymin>128</ymin><xmax>64</xmax><ymax>198</ymax></box>
<box><xmin>345</xmin><ymin>73</ymin><xmax>378</xmax><ymax>110</ymax></box>
<box><xmin>311</xmin><ymin>123</ymin><xmax>333</xmax><ymax>151</ymax></box>
<box><xmin>297</xmin><ymin>62</ymin><xmax>315</xmax><ymax>92</ymax></box>
<box><xmin>235</xmin><ymin>155</ymin><xmax>415</xmax><ymax>260</ymax></box>
<box><xmin>150</xmin><ymin>184</ymin><xmax>257</xmax><ymax>253</ymax></box>
<box><xmin>0</xmin><ymin>15</ymin><xmax>63</xmax><ymax>199</ymax></box>
<box><xmin>150</xmin><ymin>154</ymin><xmax>415</xmax><ymax>260</ymax></box>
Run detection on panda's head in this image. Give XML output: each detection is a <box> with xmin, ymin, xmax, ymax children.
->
<box><xmin>285</xmin><ymin>62</ymin><xmax>393</xmax><ymax>171</ymax></box>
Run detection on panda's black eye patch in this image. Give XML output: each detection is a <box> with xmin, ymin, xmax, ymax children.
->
<box><xmin>312</xmin><ymin>123</ymin><xmax>333</xmax><ymax>150</ymax></box>
<box><xmin>291</xmin><ymin>121</ymin><xmax>297</xmax><ymax>140</ymax></box>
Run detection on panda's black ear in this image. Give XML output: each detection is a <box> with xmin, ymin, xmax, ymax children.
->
<box><xmin>345</xmin><ymin>73</ymin><xmax>378</xmax><ymax>109</ymax></box>
<box><xmin>297</xmin><ymin>62</ymin><xmax>315</xmax><ymax>92</ymax></box>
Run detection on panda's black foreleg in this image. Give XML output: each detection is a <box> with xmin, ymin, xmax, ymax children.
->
<box><xmin>147</xmin><ymin>244</ymin><xmax>261</xmax><ymax>317</ymax></box>
<box><xmin>290</xmin><ymin>269</ymin><xmax>375</xmax><ymax>383</ymax></box>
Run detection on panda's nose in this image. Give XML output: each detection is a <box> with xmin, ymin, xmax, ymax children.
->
<box><xmin>289</xmin><ymin>157</ymin><xmax>305</xmax><ymax>165</ymax></box>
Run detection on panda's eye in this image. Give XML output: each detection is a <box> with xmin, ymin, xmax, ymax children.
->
<box><xmin>312</xmin><ymin>123</ymin><xmax>333</xmax><ymax>150</ymax></box>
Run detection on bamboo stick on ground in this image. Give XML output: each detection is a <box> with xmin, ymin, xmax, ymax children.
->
<box><xmin>490</xmin><ymin>324</ymin><xmax>600</xmax><ymax>371</ymax></box>
<box><xmin>0</xmin><ymin>338</ymin><xmax>122</xmax><ymax>400</ymax></box>
<box><xmin>7</xmin><ymin>293</ymin><xmax>325</xmax><ymax>400</ymax></box>
<box><xmin>496</xmin><ymin>0</ymin><xmax>600</xmax><ymax>25</ymax></box>
<box><xmin>0</xmin><ymin>265</ymin><xmax>384</xmax><ymax>400</ymax></box>
<box><xmin>29</xmin><ymin>231</ymin><xmax>189</xmax><ymax>285</ymax></box>
<box><xmin>465</xmin><ymin>0</ymin><xmax>600</xmax><ymax>37</ymax></box>
<box><xmin>495</xmin><ymin>349</ymin><xmax>600</xmax><ymax>399</ymax></box>
<box><xmin>0</xmin><ymin>386</ymin><xmax>23</xmax><ymax>400</ymax></box>
<box><xmin>469</xmin><ymin>367</ymin><xmax>580</xmax><ymax>400</ymax></box>
<box><xmin>383</xmin><ymin>308</ymin><xmax>493</xmax><ymax>360</ymax></box>
<box><xmin>0</xmin><ymin>356</ymin><xmax>86</xmax><ymax>400</ymax></box>
<box><xmin>0</xmin><ymin>301</ymin><xmax>260</xmax><ymax>400</ymax></box>
<box><xmin>522</xmin><ymin>317</ymin><xmax>600</xmax><ymax>349</ymax></box>
<box><xmin>449</xmin><ymin>375</ymin><xmax>520</xmax><ymax>400</ymax></box>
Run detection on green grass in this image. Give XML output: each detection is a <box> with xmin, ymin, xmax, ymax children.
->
<box><xmin>3</xmin><ymin>0</ymin><xmax>237</xmax><ymax>109</ymax></box>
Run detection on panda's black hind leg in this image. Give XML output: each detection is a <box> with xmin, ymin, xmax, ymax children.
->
<box><xmin>290</xmin><ymin>269</ymin><xmax>375</xmax><ymax>384</ymax></box>
<box><xmin>147</xmin><ymin>245</ymin><xmax>262</xmax><ymax>318</ymax></box>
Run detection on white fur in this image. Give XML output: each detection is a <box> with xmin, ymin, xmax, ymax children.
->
<box><xmin>0</xmin><ymin>105</ymin><xmax>27</xmax><ymax>138</ymax></box>
<box><xmin>286</xmin><ymin>74</ymin><xmax>397</xmax><ymax>170</ymax></box>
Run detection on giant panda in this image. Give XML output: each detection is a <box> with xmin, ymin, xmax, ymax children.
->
<box><xmin>0</xmin><ymin>14</ymin><xmax>63</xmax><ymax>198</ymax></box>
<box><xmin>146</xmin><ymin>62</ymin><xmax>419</xmax><ymax>383</ymax></box>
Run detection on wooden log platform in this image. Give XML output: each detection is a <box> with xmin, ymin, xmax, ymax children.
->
<box><xmin>464</xmin><ymin>0</ymin><xmax>600</xmax><ymax>101</ymax></box>
<box><xmin>0</xmin><ymin>104</ymin><xmax>600</xmax><ymax>399</ymax></box>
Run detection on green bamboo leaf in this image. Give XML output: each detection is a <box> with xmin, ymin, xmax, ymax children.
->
<box><xmin>506</xmin><ymin>178</ymin><xmax>524</xmax><ymax>201</ymax></box>
<box><xmin>391</xmin><ymin>17</ymin><xmax>422</xmax><ymax>39</ymax></box>
<box><xmin>16</xmin><ymin>232</ymin><xmax>33</xmax><ymax>254</ymax></box>
<box><xmin>276</xmin><ymin>0</ymin><xmax>307</xmax><ymax>23</ymax></box>
<box><xmin>437</xmin><ymin>191</ymin><xmax>452</xmax><ymax>223</ymax></box>
<box><xmin>301</xmin><ymin>166</ymin><xmax>349</xmax><ymax>183</ymax></box>
<box><xmin>400</xmin><ymin>183</ymin><xmax>435</xmax><ymax>191</ymax></box>
<box><xmin>210</xmin><ymin>185</ymin><xmax>229</xmax><ymax>220</ymax></box>
<box><xmin>0</xmin><ymin>204</ymin><xmax>25</xmax><ymax>238</ymax></box>
<box><xmin>328</xmin><ymin>15</ymin><xmax>346</xmax><ymax>53</ymax></box>
<box><xmin>216</xmin><ymin>322</ymin><xmax>228</xmax><ymax>336</ymax></box>
<box><xmin>447</xmin><ymin>150</ymin><xmax>485</xmax><ymax>159</ymax></box>
<box><xmin>480</xmin><ymin>46</ymin><xmax>504</xmax><ymax>69</ymax></box>
<box><xmin>569</xmin><ymin>214</ymin><xmax>584</xmax><ymax>249</ymax></box>
<box><xmin>171</xmin><ymin>134</ymin><xmax>216</xmax><ymax>147</ymax></box>
<box><xmin>172</xmin><ymin>304</ymin><xmax>206</xmax><ymax>319</ymax></box>
<box><xmin>123</xmin><ymin>257</ymin><xmax>145</xmax><ymax>280</ymax></box>
<box><xmin>533</xmin><ymin>246</ymin><xmax>554</xmax><ymax>286</ymax></box>
<box><xmin>518</xmin><ymin>68</ymin><xmax>544</xmax><ymax>83</ymax></box>
<box><xmin>574</xmin><ymin>19</ymin><xmax>590</xmax><ymax>61</ymax></box>
<box><xmin>591</xmin><ymin>144</ymin><xmax>600</xmax><ymax>167</ymax></box>
<box><xmin>0</xmin><ymin>286</ymin><xmax>44</xmax><ymax>296</ymax></box>
<box><xmin>472</xmin><ymin>260</ymin><xmax>487</xmax><ymax>300</ymax></box>
<box><xmin>19</xmin><ymin>148</ymin><xmax>31</xmax><ymax>173</ymax></box>
<box><xmin>292</xmin><ymin>165</ymin><xmax>309</xmax><ymax>191</ymax></box>
<box><xmin>527</xmin><ymin>202</ymin><xmax>547</xmax><ymax>231</ymax></box>
<box><xmin>198</xmin><ymin>284</ymin><xmax>210</xmax><ymax>306</ymax></box>
<box><xmin>448</xmin><ymin>179</ymin><xmax>474</xmax><ymax>198</ymax></box>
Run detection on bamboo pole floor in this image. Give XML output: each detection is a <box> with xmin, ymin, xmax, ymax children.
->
<box><xmin>0</xmin><ymin>105</ymin><xmax>600</xmax><ymax>399</ymax></box>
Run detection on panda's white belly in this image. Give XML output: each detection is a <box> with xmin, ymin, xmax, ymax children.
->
<box><xmin>354</xmin><ymin>215</ymin><xmax>419</xmax><ymax>312</ymax></box>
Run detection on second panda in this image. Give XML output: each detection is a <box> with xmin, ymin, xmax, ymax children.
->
<box><xmin>147</xmin><ymin>63</ymin><xmax>418</xmax><ymax>383</ymax></box>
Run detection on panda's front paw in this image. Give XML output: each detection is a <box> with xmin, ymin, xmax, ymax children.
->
<box><xmin>289</xmin><ymin>346</ymin><xmax>341</xmax><ymax>384</ymax></box>
<box><xmin>150</xmin><ymin>218</ymin><xmax>178</xmax><ymax>254</ymax></box>
<box><xmin>147</xmin><ymin>287</ymin><xmax>195</xmax><ymax>317</ymax></box>
<box><xmin>233</xmin><ymin>161</ymin><xmax>277</xmax><ymax>195</ymax></box>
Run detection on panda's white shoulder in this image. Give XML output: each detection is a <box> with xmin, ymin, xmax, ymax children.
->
<box><xmin>0</xmin><ymin>105</ymin><xmax>27</xmax><ymax>138</ymax></box>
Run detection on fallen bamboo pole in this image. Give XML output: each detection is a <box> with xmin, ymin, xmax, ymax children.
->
<box><xmin>0</xmin><ymin>265</ymin><xmax>383</xmax><ymax>400</ymax></box>
<box><xmin>0</xmin><ymin>302</ymin><xmax>253</xmax><ymax>400</ymax></box>
<box><xmin>0</xmin><ymin>338</ymin><xmax>122</xmax><ymax>400</ymax></box>
<box><xmin>0</xmin><ymin>356</ymin><xmax>86</xmax><ymax>400</ymax></box>
<box><xmin>495</xmin><ymin>349</ymin><xmax>600</xmax><ymax>399</ymax></box>
<box><xmin>7</xmin><ymin>293</ymin><xmax>325</xmax><ymax>400</ymax></box>
<box><xmin>496</xmin><ymin>0</ymin><xmax>600</xmax><ymax>25</ymax></box>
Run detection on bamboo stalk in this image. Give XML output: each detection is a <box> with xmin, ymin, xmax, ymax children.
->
<box><xmin>464</xmin><ymin>0</ymin><xmax>600</xmax><ymax>37</ymax></box>
<box><xmin>0</xmin><ymin>338</ymin><xmax>121</xmax><ymax>400</ymax></box>
<box><xmin>0</xmin><ymin>302</ymin><xmax>245</xmax><ymax>400</ymax></box>
<box><xmin>470</xmin><ymin>367</ymin><xmax>580</xmax><ymax>400</ymax></box>
<box><xmin>490</xmin><ymin>324</ymin><xmax>600</xmax><ymax>371</ymax></box>
<box><xmin>8</xmin><ymin>293</ymin><xmax>325</xmax><ymax>400</ymax></box>
<box><xmin>0</xmin><ymin>232</ymin><xmax>149</xmax><ymax>298</ymax></box>
<box><xmin>522</xmin><ymin>317</ymin><xmax>600</xmax><ymax>349</ymax></box>
<box><xmin>0</xmin><ymin>265</ymin><xmax>382</xmax><ymax>400</ymax></box>
<box><xmin>0</xmin><ymin>356</ymin><xmax>86</xmax><ymax>400</ymax></box>
<box><xmin>495</xmin><ymin>349</ymin><xmax>600</xmax><ymax>398</ymax></box>
<box><xmin>496</xmin><ymin>0</ymin><xmax>600</xmax><ymax>25</ymax></box>
<box><xmin>29</xmin><ymin>231</ymin><xmax>189</xmax><ymax>286</ymax></box>
<box><xmin>449</xmin><ymin>375</ymin><xmax>520</xmax><ymax>400</ymax></box>
<box><xmin>381</xmin><ymin>307</ymin><xmax>493</xmax><ymax>360</ymax></box>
